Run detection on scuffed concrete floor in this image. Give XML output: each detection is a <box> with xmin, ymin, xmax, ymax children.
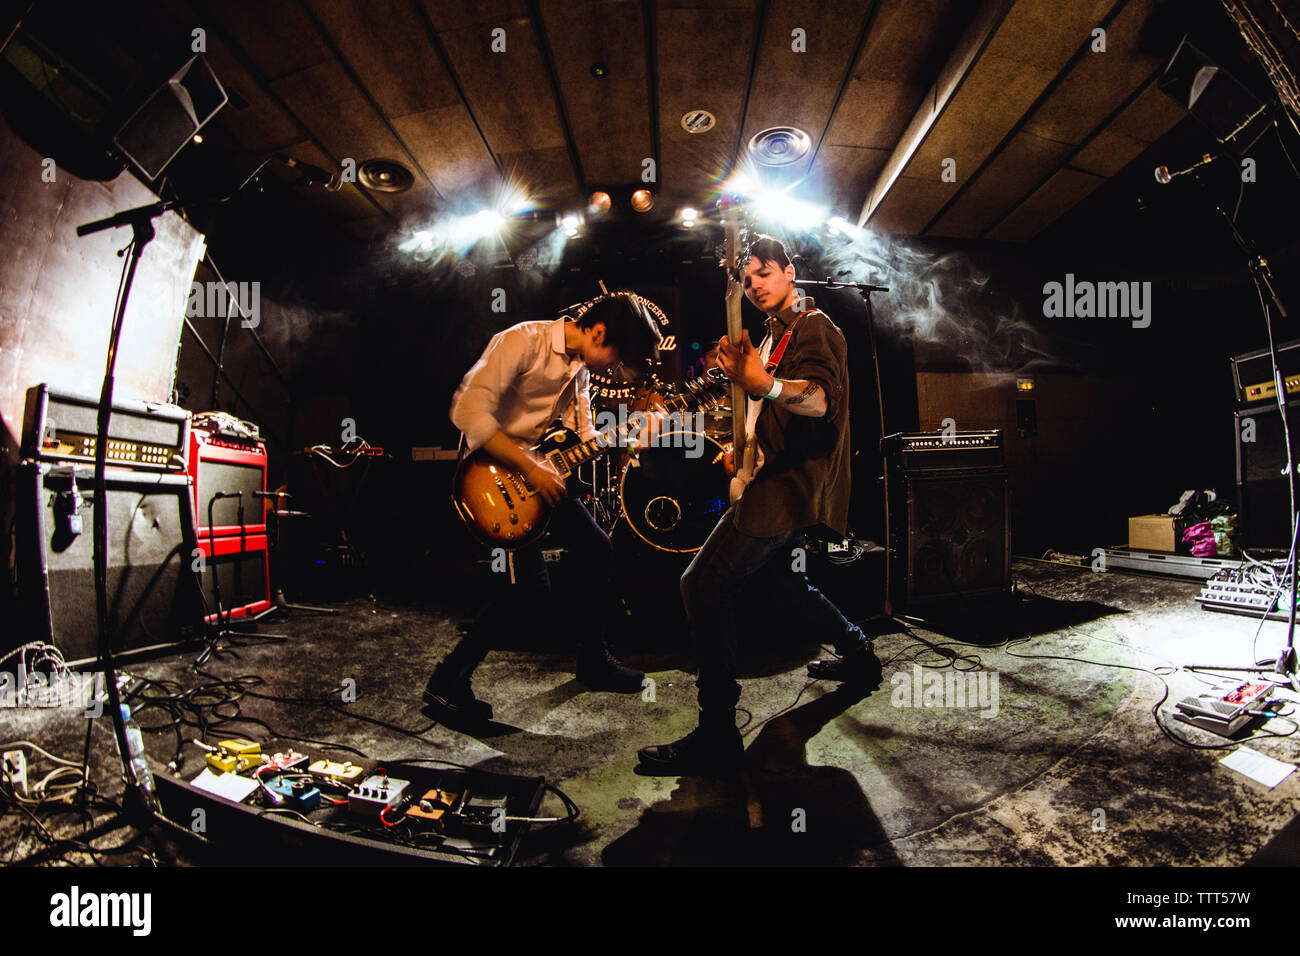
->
<box><xmin>3</xmin><ymin>557</ymin><xmax>1299</xmax><ymax>866</ymax></box>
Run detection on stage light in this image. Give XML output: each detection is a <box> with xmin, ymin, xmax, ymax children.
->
<box><xmin>826</xmin><ymin>216</ymin><xmax>845</xmax><ymax>235</ymax></box>
<box><xmin>680</xmin><ymin>206</ymin><xmax>698</xmax><ymax>228</ymax></box>
<box><xmin>468</xmin><ymin>209</ymin><xmax>505</xmax><ymax>236</ymax></box>
<box><xmin>630</xmin><ymin>189</ymin><xmax>654</xmax><ymax>213</ymax></box>
<box><xmin>589</xmin><ymin>191</ymin><xmax>612</xmax><ymax>214</ymax></box>
<box><xmin>751</xmin><ymin>188</ymin><xmax>826</xmax><ymax>230</ymax></box>
<box><xmin>192</xmin><ymin>133</ymin><xmax>203</xmax><ymax>144</ymax></box>
<box><xmin>562</xmin><ymin>213</ymin><xmax>580</xmax><ymax>238</ymax></box>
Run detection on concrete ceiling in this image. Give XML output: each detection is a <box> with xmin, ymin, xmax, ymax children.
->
<box><xmin>139</xmin><ymin>0</ymin><xmax>1188</xmax><ymax>241</ymax></box>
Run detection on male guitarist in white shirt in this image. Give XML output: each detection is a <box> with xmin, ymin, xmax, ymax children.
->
<box><xmin>425</xmin><ymin>294</ymin><xmax>661</xmax><ymax>727</ymax></box>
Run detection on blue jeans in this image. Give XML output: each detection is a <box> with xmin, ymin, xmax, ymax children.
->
<box><xmin>681</xmin><ymin>506</ymin><xmax>869</xmax><ymax>713</ymax></box>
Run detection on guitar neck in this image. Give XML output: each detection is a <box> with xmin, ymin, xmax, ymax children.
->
<box><xmin>546</xmin><ymin>375</ymin><xmax>725</xmax><ymax>475</ymax></box>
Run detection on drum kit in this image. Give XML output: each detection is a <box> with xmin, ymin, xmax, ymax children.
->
<box><xmin>584</xmin><ymin>366</ymin><xmax>734</xmax><ymax>554</ymax></box>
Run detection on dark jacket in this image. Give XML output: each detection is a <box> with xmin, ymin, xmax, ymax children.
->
<box><xmin>732</xmin><ymin>303</ymin><xmax>852</xmax><ymax>539</ymax></box>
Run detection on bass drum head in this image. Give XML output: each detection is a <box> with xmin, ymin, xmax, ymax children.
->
<box><xmin>619</xmin><ymin>431</ymin><xmax>730</xmax><ymax>553</ymax></box>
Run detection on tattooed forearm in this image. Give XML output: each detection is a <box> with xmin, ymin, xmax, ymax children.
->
<box><xmin>785</xmin><ymin>382</ymin><xmax>821</xmax><ymax>406</ymax></box>
<box><xmin>773</xmin><ymin>379</ymin><xmax>828</xmax><ymax>417</ymax></box>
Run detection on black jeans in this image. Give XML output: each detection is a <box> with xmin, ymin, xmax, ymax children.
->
<box><xmin>441</xmin><ymin>497</ymin><xmax>622</xmax><ymax>679</ymax></box>
<box><xmin>682</xmin><ymin>506</ymin><xmax>868</xmax><ymax>713</ymax></box>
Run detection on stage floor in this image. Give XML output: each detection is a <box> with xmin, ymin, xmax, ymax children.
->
<box><xmin>3</xmin><ymin>557</ymin><xmax>1299</xmax><ymax>866</ymax></box>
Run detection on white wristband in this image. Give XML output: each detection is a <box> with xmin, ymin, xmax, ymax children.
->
<box><xmin>765</xmin><ymin>378</ymin><xmax>783</xmax><ymax>400</ymax></box>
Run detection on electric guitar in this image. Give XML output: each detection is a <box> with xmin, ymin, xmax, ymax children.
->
<box><xmin>451</xmin><ymin>372</ymin><xmax>728</xmax><ymax>548</ymax></box>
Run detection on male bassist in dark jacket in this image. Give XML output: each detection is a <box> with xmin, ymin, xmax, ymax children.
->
<box><xmin>425</xmin><ymin>295</ymin><xmax>660</xmax><ymax>727</ymax></box>
<box><xmin>637</xmin><ymin>236</ymin><xmax>882</xmax><ymax>774</ymax></box>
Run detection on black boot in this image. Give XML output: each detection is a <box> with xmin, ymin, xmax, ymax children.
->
<box><xmin>637</xmin><ymin>711</ymin><xmax>743</xmax><ymax>775</ymax></box>
<box><xmin>806</xmin><ymin>642</ymin><xmax>882</xmax><ymax>687</ymax></box>
<box><xmin>576</xmin><ymin>640</ymin><xmax>644</xmax><ymax>693</ymax></box>
<box><xmin>423</xmin><ymin>663</ymin><xmax>493</xmax><ymax>726</ymax></box>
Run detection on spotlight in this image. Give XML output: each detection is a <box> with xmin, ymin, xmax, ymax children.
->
<box><xmin>826</xmin><ymin>215</ymin><xmax>845</xmax><ymax>235</ymax></box>
<box><xmin>562</xmin><ymin>213</ymin><xmax>580</xmax><ymax>238</ymax></box>
<box><xmin>680</xmin><ymin>206</ymin><xmax>698</xmax><ymax>228</ymax></box>
<box><xmin>751</xmin><ymin>189</ymin><xmax>826</xmax><ymax>230</ymax></box>
<box><xmin>192</xmin><ymin>133</ymin><xmax>203</xmax><ymax>144</ymax></box>
<box><xmin>468</xmin><ymin>209</ymin><xmax>505</xmax><ymax>236</ymax></box>
<box><xmin>630</xmin><ymin>189</ymin><xmax>654</xmax><ymax>213</ymax></box>
<box><xmin>589</xmin><ymin>191</ymin><xmax>612</xmax><ymax>214</ymax></box>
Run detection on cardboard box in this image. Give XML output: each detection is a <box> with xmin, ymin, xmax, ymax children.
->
<box><xmin>1128</xmin><ymin>514</ymin><xmax>1185</xmax><ymax>553</ymax></box>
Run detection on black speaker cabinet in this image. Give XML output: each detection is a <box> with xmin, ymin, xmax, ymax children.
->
<box><xmin>888</xmin><ymin>469</ymin><xmax>1010</xmax><ymax>610</ymax></box>
<box><xmin>1235</xmin><ymin>400</ymin><xmax>1300</xmax><ymax>550</ymax></box>
<box><xmin>113</xmin><ymin>55</ymin><xmax>227</xmax><ymax>181</ymax></box>
<box><xmin>13</xmin><ymin>461</ymin><xmax>204</xmax><ymax>667</ymax></box>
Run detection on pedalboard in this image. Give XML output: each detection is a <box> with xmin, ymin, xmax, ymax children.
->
<box><xmin>347</xmin><ymin>773</ymin><xmax>410</xmax><ymax>817</ymax></box>
<box><xmin>1198</xmin><ymin>566</ymin><xmax>1293</xmax><ymax>620</ymax></box>
<box><xmin>1174</xmin><ymin>681</ymin><xmax>1276</xmax><ymax>736</ymax></box>
<box><xmin>264</xmin><ymin>776</ymin><xmax>322</xmax><ymax>812</ymax></box>
<box><xmin>308</xmin><ymin>759</ymin><xmax>366</xmax><ymax>785</ymax></box>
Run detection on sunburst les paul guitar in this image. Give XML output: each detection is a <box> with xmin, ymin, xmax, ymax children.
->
<box><xmin>452</xmin><ymin>372</ymin><xmax>728</xmax><ymax>548</ymax></box>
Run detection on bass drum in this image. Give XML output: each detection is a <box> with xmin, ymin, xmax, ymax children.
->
<box><xmin>619</xmin><ymin>431</ymin><xmax>730</xmax><ymax>553</ymax></box>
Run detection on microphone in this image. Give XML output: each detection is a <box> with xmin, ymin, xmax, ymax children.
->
<box><xmin>1153</xmin><ymin>153</ymin><xmax>1220</xmax><ymax>184</ymax></box>
<box><xmin>275</xmin><ymin>154</ymin><xmax>343</xmax><ymax>191</ymax></box>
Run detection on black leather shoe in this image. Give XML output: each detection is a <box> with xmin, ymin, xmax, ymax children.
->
<box><xmin>576</xmin><ymin>646</ymin><xmax>645</xmax><ymax>693</ymax></box>
<box><xmin>423</xmin><ymin>671</ymin><xmax>493</xmax><ymax>725</ymax></box>
<box><xmin>637</xmin><ymin>724</ymin><xmax>744</xmax><ymax>775</ymax></box>
<box><xmin>807</xmin><ymin>646</ymin><xmax>883</xmax><ymax>687</ymax></box>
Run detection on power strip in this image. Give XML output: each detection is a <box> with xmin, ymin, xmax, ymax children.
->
<box><xmin>2</xmin><ymin>750</ymin><xmax>27</xmax><ymax>797</ymax></box>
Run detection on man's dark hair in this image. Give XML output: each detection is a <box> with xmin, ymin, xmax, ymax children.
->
<box><xmin>576</xmin><ymin>293</ymin><xmax>661</xmax><ymax>367</ymax></box>
<box><xmin>747</xmin><ymin>234</ymin><xmax>791</xmax><ymax>270</ymax></box>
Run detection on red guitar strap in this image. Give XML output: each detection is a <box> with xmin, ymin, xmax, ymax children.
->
<box><xmin>764</xmin><ymin>310</ymin><xmax>810</xmax><ymax>373</ymax></box>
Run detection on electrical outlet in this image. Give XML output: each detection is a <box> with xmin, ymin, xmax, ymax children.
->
<box><xmin>2</xmin><ymin>750</ymin><xmax>27</xmax><ymax>797</ymax></box>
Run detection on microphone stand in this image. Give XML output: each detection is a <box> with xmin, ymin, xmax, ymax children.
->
<box><xmin>794</xmin><ymin>277</ymin><xmax>894</xmax><ymax>617</ymax></box>
<box><xmin>71</xmin><ymin>182</ymin><xmax>254</xmax><ymax>840</ymax></box>
<box><xmin>1178</xmin><ymin>154</ymin><xmax>1299</xmax><ymax>694</ymax></box>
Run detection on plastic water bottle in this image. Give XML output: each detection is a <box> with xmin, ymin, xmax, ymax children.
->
<box><xmin>117</xmin><ymin>704</ymin><xmax>158</xmax><ymax>812</ymax></box>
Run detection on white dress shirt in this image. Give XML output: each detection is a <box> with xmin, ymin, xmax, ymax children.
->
<box><xmin>450</xmin><ymin>318</ymin><xmax>596</xmax><ymax>452</ymax></box>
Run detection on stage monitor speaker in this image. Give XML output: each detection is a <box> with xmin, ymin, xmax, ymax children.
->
<box><xmin>113</xmin><ymin>55</ymin><xmax>226</xmax><ymax>181</ymax></box>
<box><xmin>13</xmin><ymin>462</ymin><xmax>204</xmax><ymax>667</ymax></box>
<box><xmin>888</xmin><ymin>470</ymin><xmax>1010</xmax><ymax>610</ymax></box>
<box><xmin>1158</xmin><ymin>37</ymin><xmax>1267</xmax><ymax>143</ymax></box>
<box><xmin>1235</xmin><ymin>400</ymin><xmax>1300</xmax><ymax>550</ymax></box>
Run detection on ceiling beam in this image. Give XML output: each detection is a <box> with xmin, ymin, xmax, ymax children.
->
<box><xmin>526</xmin><ymin>0</ymin><xmax>586</xmax><ymax>190</ymax></box>
<box><xmin>729</xmin><ymin>0</ymin><xmax>770</xmax><ymax>173</ymax></box>
<box><xmin>409</xmin><ymin>0</ymin><xmax>505</xmax><ymax>181</ymax></box>
<box><xmin>295</xmin><ymin>0</ymin><xmax>443</xmax><ymax>202</ymax></box>
<box><xmin>921</xmin><ymin>0</ymin><xmax>1133</xmax><ymax>235</ymax></box>
<box><xmin>808</xmin><ymin>0</ymin><xmax>882</xmax><ymax>172</ymax></box>
<box><xmin>855</xmin><ymin>0</ymin><xmax>1015</xmax><ymax>227</ymax></box>
<box><xmin>643</xmin><ymin>0</ymin><xmax>660</xmax><ymax>181</ymax></box>
<box><xmin>978</xmin><ymin>66</ymin><xmax>1164</xmax><ymax>239</ymax></box>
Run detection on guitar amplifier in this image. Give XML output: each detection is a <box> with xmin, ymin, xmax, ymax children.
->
<box><xmin>22</xmin><ymin>384</ymin><xmax>190</xmax><ymax>472</ymax></box>
<box><xmin>882</xmin><ymin>431</ymin><xmax>1010</xmax><ymax>610</ymax></box>
<box><xmin>12</xmin><ymin>461</ymin><xmax>204</xmax><ymax>666</ymax></box>
<box><xmin>188</xmin><ymin>425</ymin><xmax>268</xmax><ymax>536</ymax></box>
<box><xmin>1231</xmin><ymin>339</ymin><xmax>1300</xmax><ymax>406</ymax></box>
